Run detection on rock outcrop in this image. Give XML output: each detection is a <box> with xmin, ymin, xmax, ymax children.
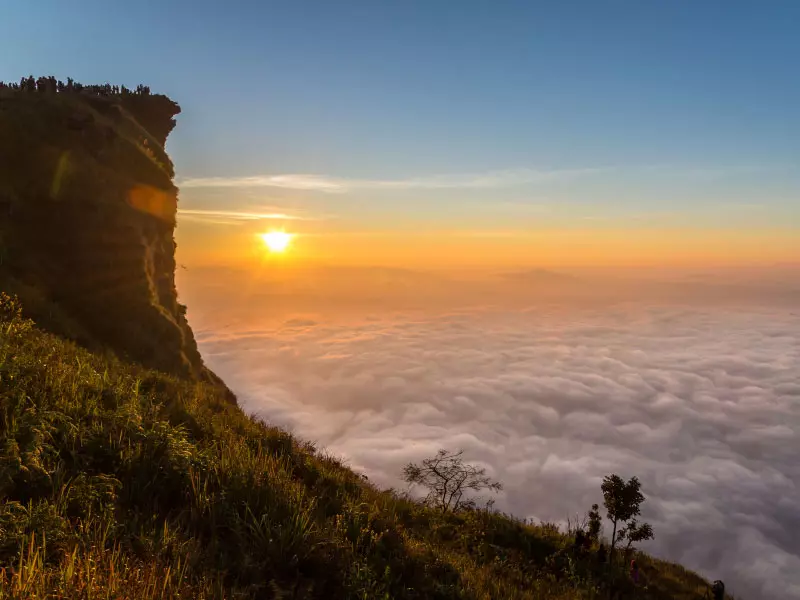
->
<box><xmin>0</xmin><ymin>83</ymin><xmax>230</xmax><ymax>395</ymax></box>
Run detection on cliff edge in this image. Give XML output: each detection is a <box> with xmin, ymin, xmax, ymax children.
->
<box><xmin>0</xmin><ymin>78</ymin><xmax>228</xmax><ymax>394</ymax></box>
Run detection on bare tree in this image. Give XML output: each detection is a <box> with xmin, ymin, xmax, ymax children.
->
<box><xmin>402</xmin><ymin>449</ymin><xmax>502</xmax><ymax>513</ymax></box>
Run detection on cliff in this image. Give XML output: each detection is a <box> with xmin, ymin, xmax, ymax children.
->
<box><xmin>0</xmin><ymin>82</ymin><xmax>228</xmax><ymax>393</ymax></box>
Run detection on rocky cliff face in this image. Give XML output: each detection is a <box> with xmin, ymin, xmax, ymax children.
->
<box><xmin>0</xmin><ymin>85</ymin><xmax>229</xmax><ymax>394</ymax></box>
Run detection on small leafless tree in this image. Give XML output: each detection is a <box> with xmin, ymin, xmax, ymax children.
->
<box><xmin>566</xmin><ymin>512</ymin><xmax>589</xmax><ymax>536</ymax></box>
<box><xmin>402</xmin><ymin>449</ymin><xmax>502</xmax><ymax>513</ymax></box>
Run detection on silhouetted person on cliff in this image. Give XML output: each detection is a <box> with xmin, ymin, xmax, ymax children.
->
<box><xmin>573</xmin><ymin>530</ymin><xmax>585</xmax><ymax>556</ymax></box>
<box><xmin>630</xmin><ymin>559</ymin><xmax>640</xmax><ymax>586</ymax></box>
<box><xmin>708</xmin><ymin>580</ymin><xmax>725</xmax><ymax>600</ymax></box>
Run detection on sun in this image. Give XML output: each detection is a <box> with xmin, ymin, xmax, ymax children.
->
<box><xmin>260</xmin><ymin>231</ymin><xmax>293</xmax><ymax>253</ymax></box>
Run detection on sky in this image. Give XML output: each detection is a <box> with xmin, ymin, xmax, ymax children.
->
<box><xmin>3</xmin><ymin>0</ymin><xmax>799</xmax><ymax>268</ymax></box>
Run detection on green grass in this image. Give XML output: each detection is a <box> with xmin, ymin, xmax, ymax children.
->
<box><xmin>0</xmin><ymin>293</ymin><xmax>731</xmax><ymax>599</ymax></box>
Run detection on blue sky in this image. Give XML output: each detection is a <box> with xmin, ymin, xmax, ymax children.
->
<box><xmin>2</xmin><ymin>1</ymin><xmax>798</xmax><ymax>266</ymax></box>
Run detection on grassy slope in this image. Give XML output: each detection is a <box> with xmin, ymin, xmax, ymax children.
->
<box><xmin>0</xmin><ymin>295</ymin><xmax>725</xmax><ymax>600</ymax></box>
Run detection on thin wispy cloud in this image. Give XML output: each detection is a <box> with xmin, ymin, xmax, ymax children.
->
<box><xmin>179</xmin><ymin>168</ymin><xmax>606</xmax><ymax>193</ymax></box>
<box><xmin>180</xmin><ymin>175</ymin><xmax>348</xmax><ymax>193</ymax></box>
<box><xmin>177</xmin><ymin>208</ymin><xmax>310</xmax><ymax>225</ymax></box>
<box><xmin>637</xmin><ymin>164</ymin><xmax>796</xmax><ymax>180</ymax></box>
<box><xmin>178</xmin><ymin>163</ymin><xmax>785</xmax><ymax>194</ymax></box>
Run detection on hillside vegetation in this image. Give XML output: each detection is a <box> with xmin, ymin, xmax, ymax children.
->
<box><xmin>0</xmin><ymin>80</ymin><xmax>730</xmax><ymax>599</ymax></box>
<box><xmin>0</xmin><ymin>303</ymin><xmax>728</xmax><ymax>599</ymax></box>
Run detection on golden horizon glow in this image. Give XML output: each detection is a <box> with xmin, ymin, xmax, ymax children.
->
<box><xmin>260</xmin><ymin>231</ymin><xmax>293</xmax><ymax>253</ymax></box>
<box><xmin>176</xmin><ymin>221</ymin><xmax>800</xmax><ymax>270</ymax></box>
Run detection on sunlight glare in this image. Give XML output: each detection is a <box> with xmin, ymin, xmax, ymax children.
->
<box><xmin>260</xmin><ymin>231</ymin><xmax>293</xmax><ymax>253</ymax></box>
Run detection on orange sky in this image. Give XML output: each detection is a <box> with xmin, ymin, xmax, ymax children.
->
<box><xmin>176</xmin><ymin>218</ymin><xmax>799</xmax><ymax>271</ymax></box>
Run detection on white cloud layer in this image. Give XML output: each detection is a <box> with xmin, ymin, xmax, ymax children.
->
<box><xmin>188</xmin><ymin>296</ymin><xmax>799</xmax><ymax>599</ymax></box>
<box><xmin>179</xmin><ymin>168</ymin><xmax>604</xmax><ymax>193</ymax></box>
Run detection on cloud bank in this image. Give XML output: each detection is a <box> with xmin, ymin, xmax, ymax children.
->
<box><xmin>183</xmin><ymin>277</ymin><xmax>799</xmax><ymax>599</ymax></box>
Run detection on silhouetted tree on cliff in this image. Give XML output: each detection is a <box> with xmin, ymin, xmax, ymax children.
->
<box><xmin>618</xmin><ymin>518</ymin><xmax>654</xmax><ymax>557</ymax></box>
<box><xmin>0</xmin><ymin>76</ymin><xmax>157</xmax><ymax>98</ymax></box>
<box><xmin>586</xmin><ymin>502</ymin><xmax>603</xmax><ymax>543</ymax></box>
<box><xmin>601</xmin><ymin>474</ymin><xmax>652</xmax><ymax>562</ymax></box>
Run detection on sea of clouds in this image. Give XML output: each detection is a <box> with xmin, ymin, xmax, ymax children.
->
<box><xmin>181</xmin><ymin>268</ymin><xmax>800</xmax><ymax>599</ymax></box>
